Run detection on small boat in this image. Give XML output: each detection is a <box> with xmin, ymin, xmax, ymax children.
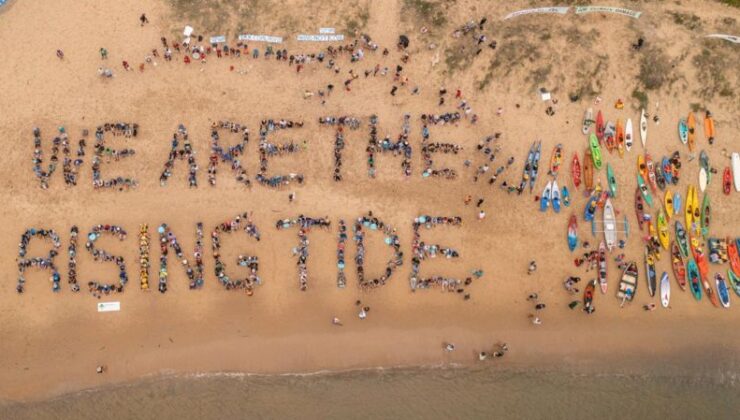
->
<box><xmin>540</xmin><ymin>180</ymin><xmax>551</xmax><ymax>212</ymax></box>
<box><xmin>728</xmin><ymin>269</ymin><xmax>740</xmax><ymax>298</ymax></box>
<box><xmin>704</xmin><ymin>272</ymin><xmax>720</xmax><ymax>308</ymax></box>
<box><xmin>663</xmin><ymin>190</ymin><xmax>673</xmax><ymax>219</ymax></box>
<box><xmin>733</xmin><ymin>152</ymin><xmax>740</xmax><ymax>192</ymax></box>
<box><xmin>634</xmin><ymin>187</ymin><xmax>646</xmax><ymax>231</ymax></box>
<box><xmin>675</xmin><ymin>221</ymin><xmax>689</xmax><ymax>258</ymax></box>
<box><xmin>584</xmin><ymin>194</ymin><xmax>598</xmax><ymax>222</ymax></box>
<box><xmin>571</xmin><ymin>152</ymin><xmax>581</xmax><ymax>190</ymax></box>
<box><xmin>625</xmin><ymin>118</ymin><xmax>633</xmax><ymax>151</ymax></box>
<box><xmin>723</xmin><ymin>167</ymin><xmax>731</xmax><ymax>195</ymax></box>
<box><xmin>703</xmin><ymin>111</ymin><xmax>715</xmax><ymax>144</ymax></box>
<box><xmin>567</xmin><ymin>214</ymin><xmax>578</xmax><ymax>251</ymax></box>
<box><xmin>687</xmin><ymin>259</ymin><xmax>702</xmax><ymax>301</ymax></box>
<box><xmin>678</xmin><ymin>118</ymin><xmax>688</xmax><ymax>145</ymax></box>
<box><xmin>529</xmin><ymin>140</ymin><xmax>542</xmax><ymax>193</ymax></box>
<box><xmin>584</xmin><ymin>279</ymin><xmax>597</xmax><ymax>313</ymax></box>
<box><xmin>687</xmin><ymin>112</ymin><xmax>696</xmax><ymax>151</ymax></box>
<box><xmin>584</xmin><ymin>148</ymin><xmax>594</xmax><ymax>190</ymax></box>
<box><xmin>671</xmin><ymin>241</ymin><xmax>687</xmax><ymax>291</ymax></box>
<box><xmin>582</xmin><ymin>108</ymin><xmax>594</xmax><ymax>135</ymax></box>
<box><xmin>673</xmin><ymin>191</ymin><xmax>681</xmax><ymax>216</ymax></box>
<box><xmin>606</xmin><ymin>164</ymin><xmax>617</xmax><ymax>197</ymax></box>
<box><xmin>617</xmin><ymin>261</ymin><xmax>638</xmax><ymax>304</ymax></box>
<box><xmin>645</xmin><ymin>246</ymin><xmax>657</xmax><ymax>297</ymax></box>
<box><xmin>604</xmin><ymin>199</ymin><xmax>617</xmax><ymax>251</ymax></box>
<box><xmin>685</xmin><ymin>185</ymin><xmax>695</xmax><ymax>230</ymax></box>
<box><xmin>640</xmin><ymin>109</ymin><xmax>647</xmax><ymax>148</ymax></box>
<box><xmin>552</xmin><ymin>181</ymin><xmax>561</xmax><ymax>213</ymax></box>
<box><xmin>657</xmin><ymin>210</ymin><xmax>669</xmax><ymax>250</ymax></box>
<box><xmin>548</xmin><ymin>143</ymin><xmax>563</xmax><ymax>177</ymax></box>
<box><xmin>690</xmin><ymin>235</ymin><xmax>710</xmax><ymax>281</ymax></box>
<box><xmin>637</xmin><ymin>174</ymin><xmax>653</xmax><ymax>207</ymax></box>
<box><xmin>646</xmin><ymin>154</ymin><xmax>658</xmax><ymax>192</ymax></box>
<box><xmin>727</xmin><ymin>237</ymin><xmax>740</xmax><ymax>276</ymax></box>
<box><xmin>716</xmin><ymin>273</ymin><xmax>730</xmax><ymax>308</ymax></box>
<box><xmin>589</xmin><ymin>133</ymin><xmax>602</xmax><ymax>170</ymax></box>
<box><xmin>598</xmin><ymin>241</ymin><xmax>608</xmax><ymax>294</ymax></box>
<box><xmin>662</xmin><ymin>157</ymin><xmax>673</xmax><ymax>185</ymax></box>
<box><xmin>700</xmin><ymin>193</ymin><xmax>710</xmax><ymax>238</ymax></box>
<box><xmin>604</xmin><ymin>121</ymin><xmax>616</xmax><ymax>153</ymax></box>
<box><xmin>637</xmin><ymin>155</ymin><xmax>647</xmax><ymax>180</ymax></box>
<box><xmin>596</xmin><ymin>110</ymin><xmax>605</xmax><ymax>142</ymax></box>
<box><xmin>562</xmin><ymin>186</ymin><xmax>570</xmax><ymax>207</ymax></box>
<box><xmin>616</xmin><ymin>119</ymin><xmax>625</xmax><ymax>157</ymax></box>
<box><xmin>660</xmin><ymin>272</ymin><xmax>670</xmax><ymax>308</ymax></box>
<box><xmin>699</xmin><ymin>167</ymin><xmax>708</xmax><ymax>192</ymax></box>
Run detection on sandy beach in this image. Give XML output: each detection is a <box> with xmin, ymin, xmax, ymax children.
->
<box><xmin>0</xmin><ymin>0</ymin><xmax>739</xmax><ymax>404</ymax></box>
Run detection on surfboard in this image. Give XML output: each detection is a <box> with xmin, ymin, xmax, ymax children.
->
<box><xmin>661</xmin><ymin>272</ymin><xmax>670</xmax><ymax>308</ymax></box>
<box><xmin>732</xmin><ymin>152</ymin><xmax>740</xmax><ymax>192</ymax></box>
<box><xmin>640</xmin><ymin>109</ymin><xmax>647</xmax><ymax>148</ymax></box>
<box><xmin>699</xmin><ymin>167</ymin><xmax>708</xmax><ymax>192</ymax></box>
<box><xmin>625</xmin><ymin>118</ymin><xmax>633</xmax><ymax>152</ymax></box>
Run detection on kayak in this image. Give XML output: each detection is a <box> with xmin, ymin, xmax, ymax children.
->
<box><xmin>690</xmin><ymin>235</ymin><xmax>709</xmax><ymax>281</ymax></box>
<box><xmin>521</xmin><ymin>141</ymin><xmax>536</xmax><ymax>192</ymax></box>
<box><xmin>704</xmin><ymin>271</ymin><xmax>720</xmax><ymax>308</ymax></box>
<box><xmin>675</xmin><ymin>221</ymin><xmax>690</xmax><ymax>258</ymax></box>
<box><xmin>640</xmin><ymin>108</ymin><xmax>647</xmax><ymax>148</ymax></box>
<box><xmin>637</xmin><ymin>155</ymin><xmax>647</xmax><ymax>181</ymax></box>
<box><xmin>604</xmin><ymin>199</ymin><xmax>617</xmax><ymax>251</ymax></box>
<box><xmin>699</xmin><ymin>167</ymin><xmax>708</xmax><ymax>192</ymax></box>
<box><xmin>582</xmin><ymin>108</ymin><xmax>594</xmax><ymax>135</ymax></box>
<box><xmin>548</xmin><ymin>143</ymin><xmax>563</xmax><ymax>177</ymax></box>
<box><xmin>540</xmin><ymin>180</ymin><xmax>552</xmax><ymax>212</ymax></box>
<box><xmin>625</xmin><ymin>118</ymin><xmax>633</xmax><ymax>152</ymax></box>
<box><xmin>660</xmin><ymin>272</ymin><xmax>670</xmax><ymax>308</ymax></box>
<box><xmin>664</xmin><ymin>190</ymin><xmax>673</xmax><ymax>219</ymax></box>
<box><xmin>617</xmin><ymin>261</ymin><xmax>638</xmax><ymax>304</ymax></box>
<box><xmin>685</xmin><ymin>185</ymin><xmax>695</xmax><ymax>230</ymax></box>
<box><xmin>598</xmin><ymin>241</ymin><xmax>608</xmax><ymax>294</ymax></box>
<box><xmin>733</xmin><ymin>152</ymin><xmax>740</xmax><ymax>192</ymax></box>
<box><xmin>728</xmin><ymin>238</ymin><xmax>740</xmax><ymax>276</ymax></box>
<box><xmin>671</xmin><ymin>241</ymin><xmax>687</xmax><ymax>291</ymax></box>
<box><xmin>637</xmin><ymin>174</ymin><xmax>653</xmax><ymax>207</ymax></box>
<box><xmin>596</xmin><ymin>110</ymin><xmax>605</xmax><ymax>142</ymax></box>
<box><xmin>723</xmin><ymin>167</ymin><xmax>731</xmax><ymax>195</ymax></box>
<box><xmin>584</xmin><ymin>279</ymin><xmax>597</xmax><ymax>313</ymax></box>
<box><xmin>687</xmin><ymin>259</ymin><xmax>702</xmax><ymax>301</ymax></box>
<box><xmin>584</xmin><ymin>194</ymin><xmax>598</xmax><ymax>222</ymax></box>
<box><xmin>562</xmin><ymin>186</ymin><xmax>570</xmax><ymax>207</ymax></box>
<box><xmin>634</xmin><ymin>187</ymin><xmax>646</xmax><ymax>231</ymax></box>
<box><xmin>700</xmin><ymin>193</ymin><xmax>710</xmax><ymax>238</ymax></box>
<box><xmin>645</xmin><ymin>246</ymin><xmax>657</xmax><ymax>297</ymax></box>
<box><xmin>646</xmin><ymin>154</ymin><xmax>657</xmax><ymax>192</ymax></box>
<box><xmin>678</xmin><ymin>118</ymin><xmax>688</xmax><ymax>145</ymax></box>
<box><xmin>529</xmin><ymin>140</ymin><xmax>542</xmax><ymax>193</ymax></box>
<box><xmin>657</xmin><ymin>210</ymin><xmax>669</xmax><ymax>250</ymax></box>
<box><xmin>584</xmin><ymin>148</ymin><xmax>594</xmax><ymax>191</ymax></box>
<box><xmin>687</xmin><ymin>112</ymin><xmax>696</xmax><ymax>151</ymax></box>
<box><xmin>699</xmin><ymin>150</ymin><xmax>711</xmax><ymax>180</ymax></box>
<box><xmin>552</xmin><ymin>181</ymin><xmax>561</xmax><ymax>213</ymax></box>
<box><xmin>647</xmin><ymin>220</ymin><xmax>660</xmax><ymax>261</ymax></box>
<box><xmin>673</xmin><ymin>191</ymin><xmax>681</xmax><ymax>216</ymax></box>
<box><xmin>670</xmin><ymin>151</ymin><xmax>681</xmax><ymax>185</ymax></box>
<box><xmin>716</xmin><ymin>273</ymin><xmax>730</xmax><ymax>308</ymax></box>
<box><xmin>568</xmin><ymin>214</ymin><xmax>578</xmax><ymax>251</ymax></box>
<box><xmin>589</xmin><ymin>133</ymin><xmax>602</xmax><ymax>170</ymax></box>
<box><xmin>616</xmin><ymin>119</ymin><xmax>625</xmax><ymax>157</ymax></box>
<box><xmin>655</xmin><ymin>164</ymin><xmax>666</xmax><ymax>191</ymax></box>
<box><xmin>604</xmin><ymin>121</ymin><xmax>616</xmax><ymax>153</ymax></box>
<box><xmin>728</xmin><ymin>269</ymin><xmax>740</xmax><ymax>298</ymax></box>
<box><xmin>662</xmin><ymin>157</ymin><xmax>673</xmax><ymax>185</ymax></box>
<box><xmin>607</xmin><ymin>163</ymin><xmax>617</xmax><ymax>197</ymax></box>
<box><xmin>691</xmin><ymin>185</ymin><xmax>700</xmax><ymax>234</ymax></box>
<box><xmin>572</xmin><ymin>152</ymin><xmax>581</xmax><ymax>189</ymax></box>
<box><xmin>703</xmin><ymin>111</ymin><xmax>715</xmax><ymax>145</ymax></box>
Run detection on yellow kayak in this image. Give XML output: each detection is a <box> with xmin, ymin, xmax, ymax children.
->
<box><xmin>664</xmin><ymin>190</ymin><xmax>673</xmax><ymax>220</ymax></box>
<box><xmin>658</xmin><ymin>210</ymin><xmax>670</xmax><ymax>250</ymax></box>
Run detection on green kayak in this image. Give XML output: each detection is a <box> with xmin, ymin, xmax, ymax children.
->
<box><xmin>607</xmin><ymin>163</ymin><xmax>617</xmax><ymax>197</ymax></box>
<box><xmin>675</xmin><ymin>221</ymin><xmax>689</xmax><ymax>258</ymax></box>
<box><xmin>700</xmin><ymin>193</ymin><xmax>710</xmax><ymax>238</ymax></box>
<box><xmin>589</xmin><ymin>133</ymin><xmax>602</xmax><ymax>170</ymax></box>
<box><xmin>637</xmin><ymin>173</ymin><xmax>653</xmax><ymax>207</ymax></box>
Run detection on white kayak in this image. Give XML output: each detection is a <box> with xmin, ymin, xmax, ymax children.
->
<box><xmin>603</xmin><ymin>198</ymin><xmax>617</xmax><ymax>251</ymax></box>
<box><xmin>733</xmin><ymin>152</ymin><xmax>740</xmax><ymax>192</ymax></box>
<box><xmin>661</xmin><ymin>272</ymin><xmax>670</xmax><ymax>308</ymax></box>
<box><xmin>640</xmin><ymin>109</ymin><xmax>647</xmax><ymax>148</ymax></box>
<box><xmin>582</xmin><ymin>108</ymin><xmax>593</xmax><ymax>135</ymax></box>
<box><xmin>699</xmin><ymin>167</ymin><xmax>708</xmax><ymax>192</ymax></box>
<box><xmin>625</xmin><ymin>118</ymin><xmax>633</xmax><ymax>151</ymax></box>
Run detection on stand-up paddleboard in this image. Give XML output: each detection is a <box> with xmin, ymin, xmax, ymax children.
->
<box><xmin>640</xmin><ymin>108</ymin><xmax>647</xmax><ymax>148</ymax></box>
<box><xmin>661</xmin><ymin>272</ymin><xmax>670</xmax><ymax>308</ymax></box>
<box><xmin>699</xmin><ymin>167</ymin><xmax>708</xmax><ymax>192</ymax></box>
<box><xmin>732</xmin><ymin>152</ymin><xmax>740</xmax><ymax>192</ymax></box>
<box><xmin>625</xmin><ymin>118</ymin><xmax>633</xmax><ymax>152</ymax></box>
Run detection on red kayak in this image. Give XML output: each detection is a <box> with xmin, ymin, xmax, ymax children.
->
<box><xmin>728</xmin><ymin>238</ymin><xmax>740</xmax><ymax>277</ymax></box>
<box><xmin>596</xmin><ymin>110</ymin><xmax>605</xmax><ymax>143</ymax></box>
<box><xmin>671</xmin><ymin>241</ymin><xmax>687</xmax><ymax>291</ymax></box>
<box><xmin>572</xmin><ymin>152</ymin><xmax>581</xmax><ymax>190</ymax></box>
<box><xmin>634</xmin><ymin>187</ymin><xmax>645</xmax><ymax>231</ymax></box>
<box><xmin>724</xmin><ymin>167</ymin><xmax>732</xmax><ymax>195</ymax></box>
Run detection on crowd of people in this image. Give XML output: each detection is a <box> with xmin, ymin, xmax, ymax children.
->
<box><xmin>160</xmin><ymin>124</ymin><xmax>197</xmax><ymax>187</ymax></box>
<box><xmin>67</xmin><ymin>226</ymin><xmax>80</xmax><ymax>291</ymax></box>
<box><xmin>92</xmin><ymin>123</ymin><xmax>139</xmax><ymax>190</ymax></box>
<box><xmin>276</xmin><ymin>215</ymin><xmax>331</xmax><ymax>290</ymax></box>
<box><xmin>410</xmin><ymin>216</ymin><xmax>470</xmax><ymax>296</ymax></box>
<box><xmin>157</xmin><ymin>223</ymin><xmax>205</xmax><ymax>293</ymax></box>
<box><xmin>353</xmin><ymin>212</ymin><xmax>403</xmax><ymax>289</ymax></box>
<box><xmin>337</xmin><ymin>219</ymin><xmax>348</xmax><ymax>288</ymax></box>
<box><xmin>208</xmin><ymin>121</ymin><xmax>251</xmax><ymax>187</ymax></box>
<box><xmin>139</xmin><ymin>224</ymin><xmax>151</xmax><ymax>290</ymax></box>
<box><xmin>256</xmin><ymin>119</ymin><xmax>305</xmax><ymax>187</ymax></box>
<box><xmin>32</xmin><ymin>127</ymin><xmax>85</xmax><ymax>189</ymax></box>
<box><xmin>319</xmin><ymin>116</ymin><xmax>361</xmax><ymax>181</ymax></box>
<box><xmin>85</xmin><ymin>224</ymin><xmax>128</xmax><ymax>297</ymax></box>
<box><xmin>367</xmin><ymin>114</ymin><xmax>412</xmax><ymax>178</ymax></box>
<box><xmin>212</xmin><ymin>212</ymin><xmax>261</xmax><ymax>293</ymax></box>
<box><xmin>420</xmin><ymin>114</ymin><xmax>463</xmax><ymax>179</ymax></box>
<box><xmin>16</xmin><ymin>228</ymin><xmax>62</xmax><ymax>293</ymax></box>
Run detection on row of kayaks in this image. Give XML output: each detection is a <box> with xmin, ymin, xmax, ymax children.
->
<box><xmin>678</xmin><ymin>110</ymin><xmax>716</xmax><ymax>151</ymax></box>
<box><xmin>540</xmin><ymin>180</ymin><xmax>569</xmax><ymax>213</ymax></box>
<box><xmin>582</xmin><ymin>108</ymin><xmax>642</xmax><ymax>156</ymax></box>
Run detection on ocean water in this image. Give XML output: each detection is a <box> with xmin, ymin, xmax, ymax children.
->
<box><xmin>1</xmin><ymin>367</ymin><xmax>738</xmax><ymax>419</ymax></box>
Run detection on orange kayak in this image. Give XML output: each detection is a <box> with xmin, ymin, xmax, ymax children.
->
<box><xmin>704</xmin><ymin>111</ymin><xmax>715</xmax><ymax>145</ymax></box>
<box><xmin>687</xmin><ymin>112</ymin><xmax>696</xmax><ymax>151</ymax></box>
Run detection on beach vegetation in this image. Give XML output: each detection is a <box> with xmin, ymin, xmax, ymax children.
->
<box><xmin>691</xmin><ymin>40</ymin><xmax>738</xmax><ymax>100</ymax></box>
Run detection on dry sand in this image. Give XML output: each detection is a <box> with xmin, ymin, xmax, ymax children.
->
<box><xmin>0</xmin><ymin>0</ymin><xmax>739</xmax><ymax>402</ymax></box>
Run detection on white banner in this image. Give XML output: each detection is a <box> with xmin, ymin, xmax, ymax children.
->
<box><xmin>238</xmin><ymin>34</ymin><xmax>284</xmax><ymax>43</ymax></box>
<box><xmin>209</xmin><ymin>35</ymin><xmax>226</xmax><ymax>44</ymax></box>
<box><xmin>97</xmin><ymin>302</ymin><xmax>120</xmax><ymax>312</ymax></box>
<box><xmin>503</xmin><ymin>7</ymin><xmax>570</xmax><ymax>20</ymax></box>
<box><xmin>297</xmin><ymin>34</ymin><xmax>345</xmax><ymax>42</ymax></box>
<box><xmin>575</xmin><ymin>6</ymin><xmax>642</xmax><ymax>19</ymax></box>
<box><xmin>705</xmin><ymin>34</ymin><xmax>740</xmax><ymax>44</ymax></box>
<box><xmin>319</xmin><ymin>27</ymin><xmax>336</xmax><ymax>34</ymax></box>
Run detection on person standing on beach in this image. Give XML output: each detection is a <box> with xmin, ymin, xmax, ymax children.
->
<box><xmin>140</xmin><ymin>13</ymin><xmax>149</xmax><ymax>26</ymax></box>
<box><xmin>100</xmin><ymin>48</ymin><xmax>108</xmax><ymax>59</ymax></box>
